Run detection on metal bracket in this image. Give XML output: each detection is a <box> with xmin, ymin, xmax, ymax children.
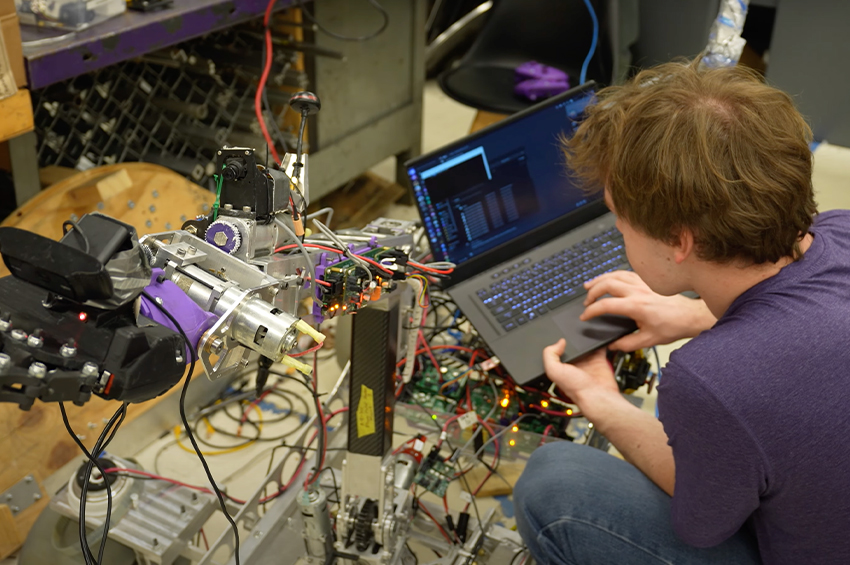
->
<box><xmin>1</xmin><ymin>475</ymin><xmax>42</xmax><ymax>516</ymax></box>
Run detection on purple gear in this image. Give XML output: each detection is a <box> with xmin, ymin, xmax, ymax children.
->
<box><xmin>205</xmin><ymin>220</ymin><xmax>242</xmax><ymax>255</ymax></box>
<box><xmin>514</xmin><ymin>78</ymin><xmax>571</xmax><ymax>102</ymax></box>
<box><xmin>515</xmin><ymin>61</ymin><xmax>568</xmax><ymax>83</ymax></box>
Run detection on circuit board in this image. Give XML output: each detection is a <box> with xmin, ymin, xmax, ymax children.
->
<box><xmin>413</xmin><ymin>452</ymin><xmax>455</xmax><ymax>496</ymax></box>
<box><xmin>316</xmin><ymin>247</ymin><xmax>400</xmax><ymax>317</ymax></box>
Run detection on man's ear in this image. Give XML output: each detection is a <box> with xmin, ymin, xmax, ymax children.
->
<box><xmin>673</xmin><ymin>228</ymin><xmax>695</xmax><ymax>264</ymax></box>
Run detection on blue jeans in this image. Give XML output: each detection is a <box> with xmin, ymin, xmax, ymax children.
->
<box><xmin>514</xmin><ymin>441</ymin><xmax>761</xmax><ymax>565</ymax></box>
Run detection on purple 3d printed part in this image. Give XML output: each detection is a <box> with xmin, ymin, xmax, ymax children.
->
<box><xmin>514</xmin><ymin>78</ymin><xmax>571</xmax><ymax>102</ymax></box>
<box><xmin>514</xmin><ymin>61</ymin><xmax>569</xmax><ymax>83</ymax></box>
<box><xmin>140</xmin><ymin>268</ymin><xmax>219</xmax><ymax>360</ymax></box>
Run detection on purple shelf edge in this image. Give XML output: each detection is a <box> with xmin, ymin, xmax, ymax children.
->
<box><xmin>23</xmin><ymin>0</ymin><xmax>293</xmax><ymax>89</ymax></box>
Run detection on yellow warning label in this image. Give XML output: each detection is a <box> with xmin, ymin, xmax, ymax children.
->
<box><xmin>356</xmin><ymin>385</ymin><xmax>376</xmax><ymax>438</ymax></box>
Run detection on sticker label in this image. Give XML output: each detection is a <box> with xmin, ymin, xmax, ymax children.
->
<box><xmin>356</xmin><ymin>385</ymin><xmax>376</xmax><ymax>438</ymax></box>
<box><xmin>459</xmin><ymin>490</ymin><xmax>474</xmax><ymax>503</ymax></box>
<box><xmin>457</xmin><ymin>411</ymin><xmax>479</xmax><ymax>430</ymax></box>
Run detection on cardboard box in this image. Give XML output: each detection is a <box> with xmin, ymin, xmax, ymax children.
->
<box><xmin>0</xmin><ymin>0</ymin><xmax>15</xmax><ymax>17</ymax></box>
<box><xmin>0</xmin><ymin>13</ymin><xmax>25</xmax><ymax>88</ymax></box>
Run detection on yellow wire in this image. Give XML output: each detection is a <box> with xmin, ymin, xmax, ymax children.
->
<box><xmin>173</xmin><ymin>404</ymin><xmax>264</xmax><ymax>456</ymax></box>
<box><xmin>409</xmin><ymin>274</ymin><xmax>430</xmax><ymax>307</ymax></box>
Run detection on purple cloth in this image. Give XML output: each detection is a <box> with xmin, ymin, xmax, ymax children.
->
<box><xmin>657</xmin><ymin>210</ymin><xmax>850</xmax><ymax>564</ymax></box>
<box><xmin>139</xmin><ymin>268</ymin><xmax>219</xmax><ymax>360</ymax></box>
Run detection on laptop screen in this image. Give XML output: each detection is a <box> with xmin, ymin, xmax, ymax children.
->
<box><xmin>407</xmin><ymin>85</ymin><xmax>599</xmax><ymax>266</ymax></box>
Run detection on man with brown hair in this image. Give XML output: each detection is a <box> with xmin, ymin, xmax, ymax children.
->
<box><xmin>514</xmin><ymin>60</ymin><xmax>850</xmax><ymax>564</ymax></box>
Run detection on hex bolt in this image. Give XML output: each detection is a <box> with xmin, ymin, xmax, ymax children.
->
<box><xmin>25</xmin><ymin>475</ymin><xmax>33</xmax><ymax>483</ymax></box>
<box><xmin>28</xmin><ymin>362</ymin><xmax>47</xmax><ymax>379</ymax></box>
<box><xmin>11</xmin><ymin>329</ymin><xmax>27</xmax><ymax>341</ymax></box>
<box><xmin>245</xmin><ymin>150</ymin><xmax>250</xmax><ymax>155</ymax></box>
<box><xmin>4</xmin><ymin>493</ymin><xmax>12</xmax><ymax>501</ymax></box>
<box><xmin>242</xmin><ymin>206</ymin><xmax>251</xmax><ymax>213</ymax></box>
<box><xmin>177</xmin><ymin>248</ymin><xmax>186</xmax><ymax>256</ymax></box>
<box><xmin>81</xmin><ymin>362</ymin><xmax>99</xmax><ymax>378</ymax></box>
<box><xmin>187</xmin><ymin>246</ymin><xmax>197</xmax><ymax>255</ymax></box>
<box><xmin>223</xmin><ymin>203</ymin><xmax>233</xmax><ymax>211</ymax></box>
<box><xmin>0</xmin><ymin>354</ymin><xmax>10</xmax><ymax>374</ymax></box>
<box><xmin>186</xmin><ymin>226</ymin><xmax>198</xmax><ymax>235</ymax></box>
<box><xmin>27</xmin><ymin>333</ymin><xmax>43</xmax><ymax>348</ymax></box>
<box><xmin>213</xmin><ymin>232</ymin><xmax>228</xmax><ymax>246</ymax></box>
<box><xmin>0</xmin><ymin>318</ymin><xmax>9</xmax><ymax>332</ymax></box>
<box><xmin>60</xmin><ymin>343</ymin><xmax>77</xmax><ymax>358</ymax></box>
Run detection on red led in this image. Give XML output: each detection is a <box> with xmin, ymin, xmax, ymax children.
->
<box><xmin>78</xmin><ymin>312</ymin><xmax>88</xmax><ymax>322</ymax></box>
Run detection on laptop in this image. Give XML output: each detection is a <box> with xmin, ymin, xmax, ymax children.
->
<box><xmin>405</xmin><ymin>82</ymin><xmax>637</xmax><ymax>385</ymax></box>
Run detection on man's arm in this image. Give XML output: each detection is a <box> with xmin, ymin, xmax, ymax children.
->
<box><xmin>579</xmin><ymin>382</ymin><xmax>675</xmax><ymax>495</ymax></box>
<box><xmin>543</xmin><ymin>341</ymin><xmax>675</xmax><ymax>495</ymax></box>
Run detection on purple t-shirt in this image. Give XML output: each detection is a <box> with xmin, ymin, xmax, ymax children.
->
<box><xmin>657</xmin><ymin>209</ymin><xmax>850</xmax><ymax>565</ymax></box>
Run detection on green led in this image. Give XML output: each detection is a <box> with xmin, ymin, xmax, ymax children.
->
<box><xmin>431</xmin><ymin>414</ymin><xmax>438</xmax><ymax>420</ymax></box>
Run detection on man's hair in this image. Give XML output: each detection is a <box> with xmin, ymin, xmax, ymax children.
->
<box><xmin>564</xmin><ymin>59</ymin><xmax>817</xmax><ymax>264</ymax></box>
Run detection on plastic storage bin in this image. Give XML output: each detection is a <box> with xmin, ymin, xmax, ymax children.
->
<box><xmin>15</xmin><ymin>0</ymin><xmax>125</xmax><ymax>31</ymax></box>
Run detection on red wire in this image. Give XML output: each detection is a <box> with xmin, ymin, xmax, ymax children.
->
<box><xmin>417</xmin><ymin>500</ymin><xmax>454</xmax><ymax>544</ymax></box>
<box><xmin>255</xmin><ymin>0</ymin><xmax>282</xmax><ymax>165</ymax></box>
<box><xmin>408</xmin><ymin>260</ymin><xmax>453</xmax><ymax>275</ymax></box>
<box><xmin>276</xmin><ymin>243</ymin><xmax>395</xmax><ymax>275</ymax></box>
<box><xmin>200</xmin><ymin>528</ymin><xmax>209</xmax><ymax>551</ymax></box>
<box><xmin>305</xmin><ymin>350</ymin><xmax>327</xmax><ymax>489</ymax></box>
<box><xmin>289</xmin><ymin>341</ymin><xmax>324</xmax><ymax>358</ymax></box>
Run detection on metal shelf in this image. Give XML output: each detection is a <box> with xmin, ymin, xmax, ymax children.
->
<box><xmin>21</xmin><ymin>0</ymin><xmax>293</xmax><ymax>89</ymax></box>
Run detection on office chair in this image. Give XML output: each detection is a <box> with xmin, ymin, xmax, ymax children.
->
<box><xmin>438</xmin><ymin>0</ymin><xmax>614</xmax><ymax>115</ymax></box>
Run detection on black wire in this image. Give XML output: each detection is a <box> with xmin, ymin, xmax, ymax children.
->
<box><xmin>509</xmin><ymin>547</ymin><xmax>529</xmax><ymax>565</ymax></box>
<box><xmin>59</xmin><ymin>401</ymin><xmax>126</xmax><ymax>565</ymax></box>
<box><xmin>406</xmin><ymin>543</ymin><xmax>420</xmax><ymax>565</ymax></box>
<box><xmin>62</xmin><ymin>220</ymin><xmax>91</xmax><ymax>254</ymax></box>
<box><xmin>296</xmin><ymin>0</ymin><xmax>389</xmax><ymax>42</ymax></box>
<box><xmin>140</xmin><ymin>291</ymin><xmax>242</xmax><ymax>565</ymax></box>
<box><xmin>317</xmin><ymin>466</ymin><xmax>341</xmax><ymax>503</ymax></box>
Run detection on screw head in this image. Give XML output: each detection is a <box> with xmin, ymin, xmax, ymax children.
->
<box><xmin>149</xmin><ymin>205</ymin><xmax>156</xmax><ymax>212</ymax></box>
<box><xmin>165</xmin><ymin>223</ymin><xmax>172</xmax><ymax>230</ymax></box>
<box><xmin>223</xmin><ymin>203</ymin><xmax>233</xmax><ymax>211</ymax></box>
<box><xmin>28</xmin><ymin>362</ymin><xmax>47</xmax><ymax>378</ymax></box>
<box><xmin>210</xmin><ymin>338</ymin><xmax>224</xmax><ymax>354</ymax></box>
<box><xmin>213</xmin><ymin>232</ymin><xmax>228</xmax><ymax>246</ymax></box>
<box><xmin>202</xmin><ymin>203</ymin><xmax>210</xmax><ymax>212</ymax></box>
<box><xmin>155</xmin><ymin>297</ymin><xmax>163</xmax><ymax>305</ymax></box>
<box><xmin>27</xmin><ymin>335</ymin><xmax>43</xmax><ymax>348</ymax></box>
<box><xmin>242</xmin><ymin>206</ymin><xmax>251</xmax><ymax>213</ymax></box>
<box><xmin>97</xmin><ymin>202</ymin><xmax>105</xmax><ymax>210</ymax></box>
<box><xmin>146</xmin><ymin>220</ymin><xmax>153</xmax><ymax>228</ymax></box>
<box><xmin>186</xmin><ymin>226</ymin><xmax>198</xmax><ymax>235</ymax></box>
<box><xmin>0</xmin><ymin>319</ymin><xmax>10</xmax><ymax>332</ymax></box>
<box><xmin>11</xmin><ymin>329</ymin><xmax>27</xmax><ymax>341</ymax></box>
<box><xmin>33</xmin><ymin>493</ymin><xmax>42</xmax><ymax>501</ymax></box>
<box><xmin>128</xmin><ymin>200</ymin><xmax>135</xmax><ymax>209</ymax></box>
<box><xmin>187</xmin><ymin>246</ymin><xmax>197</xmax><ymax>255</ymax></box>
<box><xmin>177</xmin><ymin>248</ymin><xmax>186</xmax><ymax>256</ymax></box>
<box><xmin>81</xmin><ymin>362</ymin><xmax>99</xmax><ymax>377</ymax></box>
<box><xmin>152</xmin><ymin>190</ymin><xmax>159</xmax><ymax>198</ymax></box>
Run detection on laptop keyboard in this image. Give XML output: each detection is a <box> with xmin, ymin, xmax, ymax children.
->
<box><xmin>476</xmin><ymin>227</ymin><xmax>628</xmax><ymax>332</ymax></box>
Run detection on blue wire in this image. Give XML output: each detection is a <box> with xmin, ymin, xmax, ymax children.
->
<box><xmin>652</xmin><ymin>346</ymin><xmax>662</xmax><ymax>418</ymax></box>
<box><xmin>580</xmin><ymin>0</ymin><xmax>599</xmax><ymax>85</ymax></box>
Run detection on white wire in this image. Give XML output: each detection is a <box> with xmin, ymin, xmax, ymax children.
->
<box><xmin>275</xmin><ymin>218</ymin><xmax>318</xmax><ymax>295</ymax></box>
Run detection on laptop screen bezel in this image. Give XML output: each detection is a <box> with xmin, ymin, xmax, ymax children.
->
<box><xmin>405</xmin><ymin>81</ymin><xmax>607</xmax><ymax>287</ymax></box>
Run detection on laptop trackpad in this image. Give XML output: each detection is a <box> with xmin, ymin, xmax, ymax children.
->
<box><xmin>552</xmin><ymin>301</ymin><xmax>638</xmax><ymax>363</ymax></box>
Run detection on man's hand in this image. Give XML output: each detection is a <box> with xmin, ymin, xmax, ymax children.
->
<box><xmin>581</xmin><ymin>271</ymin><xmax>716</xmax><ymax>351</ymax></box>
<box><xmin>542</xmin><ymin>337</ymin><xmax>677</xmax><ymax>495</ymax></box>
<box><xmin>542</xmin><ymin>339</ymin><xmax>620</xmax><ymax>419</ymax></box>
